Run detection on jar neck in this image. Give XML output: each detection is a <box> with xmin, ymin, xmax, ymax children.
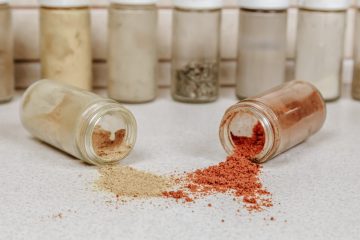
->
<box><xmin>110</xmin><ymin>3</ymin><xmax>156</xmax><ymax>10</ymax></box>
<box><xmin>219</xmin><ymin>100</ymin><xmax>280</xmax><ymax>163</ymax></box>
<box><xmin>76</xmin><ymin>99</ymin><xmax>137</xmax><ymax>165</ymax></box>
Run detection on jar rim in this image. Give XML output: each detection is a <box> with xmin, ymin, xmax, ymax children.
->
<box><xmin>219</xmin><ymin>101</ymin><xmax>278</xmax><ymax>163</ymax></box>
<box><xmin>109</xmin><ymin>0</ymin><xmax>158</xmax><ymax>5</ymax></box>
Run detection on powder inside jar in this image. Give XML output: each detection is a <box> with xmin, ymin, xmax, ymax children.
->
<box><xmin>92</xmin><ymin>126</ymin><xmax>131</xmax><ymax>160</ymax></box>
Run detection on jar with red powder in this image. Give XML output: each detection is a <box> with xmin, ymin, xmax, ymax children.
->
<box><xmin>219</xmin><ymin>80</ymin><xmax>326</xmax><ymax>163</ymax></box>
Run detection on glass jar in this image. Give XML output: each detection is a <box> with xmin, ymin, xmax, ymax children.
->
<box><xmin>108</xmin><ymin>0</ymin><xmax>158</xmax><ymax>103</ymax></box>
<box><xmin>39</xmin><ymin>0</ymin><xmax>92</xmax><ymax>90</ymax></box>
<box><xmin>236</xmin><ymin>0</ymin><xmax>288</xmax><ymax>99</ymax></box>
<box><xmin>0</xmin><ymin>0</ymin><xmax>14</xmax><ymax>102</ymax></box>
<box><xmin>352</xmin><ymin>1</ymin><xmax>360</xmax><ymax>100</ymax></box>
<box><xmin>171</xmin><ymin>0</ymin><xmax>222</xmax><ymax>103</ymax></box>
<box><xmin>219</xmin><ymin>80</ymin><xmax>326</xmax><ymax>163</ymax></box>
<box><xmin>295</xmin><ymin>0</ymin><xmax>349</xmax><ymax>101</ymax></box>
<box><xmin>20</xmin><ymin>80</ymin><xmax>137</xmax><ymax>165</ymax></box>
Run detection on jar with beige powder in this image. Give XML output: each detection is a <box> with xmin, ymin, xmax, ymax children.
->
<box><xmin>236</xmin><ymin>0</ymin><xmax>288</xmax><ymax>99</ymax></box>
<box><xmin>0</xmin><ymin>0</ymin><xmax>14</xmax><ymax>102</ymax></box>
<box><xmin>20</xmin><ymin>80</ymin><xmax>137</xmax><ymax>165</ymax></box>
<box><xmin>352</xmin><ymin>0</ymin><xmax>360</xmax><ymax>100</ymax></box>
<box><xmin>39</xmin><ymin>0</ymin><xmax>92</xmax><ymax>90</ymax></box>
<box><xmin>295</xmin><ymin>0</ymin><xmax>349</xmax><ymax>101</ymax></box>
<box><xmin>108</xmin><ymin>0</ymin><xmax>158</xmax><ymax>103</ymax></box>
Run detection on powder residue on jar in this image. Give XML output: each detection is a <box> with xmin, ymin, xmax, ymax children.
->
<box><xmin>92</xmin><ymin>126</ymin><xmax>131</xmax><ymax>160</ymax></box>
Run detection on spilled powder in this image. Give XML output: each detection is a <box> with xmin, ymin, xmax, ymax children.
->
<box><xmin>95</xmin><ymin>122</ymin><xmax>272</xmax><ymax>212</ymax></box>
<box><xmin>163</xmin><ymin>122</ymin><xmax>272</xmax><ymax>211</ymax></box>
<box><xmin>95</xmin><ymin>165</ymin><xmax>172</xmax><ymax>198</ymax></box>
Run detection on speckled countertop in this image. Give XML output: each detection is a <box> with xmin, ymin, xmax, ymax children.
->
<box><xmin>0</xmin><ymin>88</ymin><xmax>359</xmax><ymax>240</ymax></box>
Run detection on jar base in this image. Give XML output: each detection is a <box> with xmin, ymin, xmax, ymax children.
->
<box><xmin>172</xmin><ymin>94</ymin><xmax>218</xmax><ymax>103</ymax></box>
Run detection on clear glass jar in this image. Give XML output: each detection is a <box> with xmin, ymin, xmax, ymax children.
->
<box><xmin>39</xmin><ymin>0</ymin><xmax>92</xmax><ymax>90</ymax></box>
<box><xmin>352</xmin><ymin>1</ymin><xmax>360</xmax><ymax>100</ymax></box>
<box><xmin>219</xmin><ymin>80</ymin><xmax>326</xmax><ymax>163</ymax></box>
<box><xmin>295</xmin><ymin>0</ymin><xmax>349</xmax><ymax>101</ymax></box>
<box><xmin>236</xmin><ymin>0</ymin><xmax>288</xmax><ymax>99</ymax></box>
<box><xmin>171</xmin><ymin>0</ymin><xmax>222</xmax><ymax>103</ymax></box>
<box><xmin>0</xmin><ymin>0</ymin><xmax>14</xmax><ymax>102</ymax></box>
<box><xmin>20</xmin><ymin>80</ymin><xmax>137</xmax><ymax>165</ymax></box>
<box><xmin>108</xmin><ymin>0</ymin><xmax>158</xmax><ymax>103</ymax></box>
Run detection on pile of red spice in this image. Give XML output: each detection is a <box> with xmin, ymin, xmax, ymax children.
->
<box><xmin>163</xmin><ymin>122</ymin><xmax>273</xmax><ymax>211</ymax></box>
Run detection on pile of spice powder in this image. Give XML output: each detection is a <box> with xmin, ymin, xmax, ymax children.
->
<box><xmin>163</xmin><ymin>122</ymin><xmax>273</xmax><ymax>211</ymax></box>
<box><xmin>95</xmin><ymin>165</ymin><xmax>172</xmax><ymax>199</ymax></box>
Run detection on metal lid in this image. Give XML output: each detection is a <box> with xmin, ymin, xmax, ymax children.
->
<box><xmin>238</xmin><ymin>0</ymin><xmax>289</xmax><ymax>10</ymax></box>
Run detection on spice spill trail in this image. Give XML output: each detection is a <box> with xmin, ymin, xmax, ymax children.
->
<box><xmin>163</xmin><ymin>122</ymin><xmax>273</xmax><ymax>211</ymax></box>
<box><xmin>95</xmin><ymin>122</ymin><xmax>272</xmax><ymax>212</ymax></box>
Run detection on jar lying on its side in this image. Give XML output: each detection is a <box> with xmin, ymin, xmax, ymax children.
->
<box><xmin>171</xmin><ymin>0</ymin><xmax>222</xmax><ymax>103</ymax></box>
<box><xmin>0</xmin><ymin>0</ymin><xmax>14</xmax><ymax>102</ymax></box>
<box><xmin>20</xmin><ymin>80</ymin><xmax>137</xmax><ymax>165</ymax></box>
<box><xmin>219</xmin><ymin>80</ymin><xmax>326</xmax><ymax>163</ymax></box>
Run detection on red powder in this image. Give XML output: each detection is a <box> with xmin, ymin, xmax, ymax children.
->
<box><xmin>163</xmin><ymin>122</ymin><xmax>272</xmax><ymax>212</ymax></box>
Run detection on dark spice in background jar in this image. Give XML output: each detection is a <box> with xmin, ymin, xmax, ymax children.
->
<box><xmin>175</xmin><ymin>61</ymin><xmax>219</xmax><ymax>100</ymax></box>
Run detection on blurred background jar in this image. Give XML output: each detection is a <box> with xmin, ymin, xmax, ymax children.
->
<box><xmin>352</xmin><ymin>0</ymin><xmax>360</xmax><ymax>100</ymax></box>
<box><xmin>295</xmin><ymin>0</ymin><xmax>349</xmax><ymax>101</ymax></box>
<box><xmin>0</xmin><ymin>0</ymin><xmax>14</xmax><ymax>103</ymax></box>
<box><xmin>39</xmin><ymin>0</ymin><xmax>92</xmax><ymax>90</ymax></box>
<box><xmin>236</xmin><ymin>0</ymin><xmax>288</xmax><ymax>99</ymax></box>
<box><xmin>20</xmin><ymin>80</ymin><xmax>137</xmax><ymax>166</ymax></box>
<box><xmin>171</xmin><ymin>0</ymin><xmax>222</xmax><ymax>103</ymax></box>
<box><xmin>108</xmin><ymin>0</ymin><xmax>158</xmax><ymax>103</ymax></box>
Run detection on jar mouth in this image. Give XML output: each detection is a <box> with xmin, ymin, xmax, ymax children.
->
<box><xmin>78</xmin><ymin>101</ymin><xmax>137</xmax><ymax>165</ymax></box>
<box><xmin>219</xmin><ymin>102</ymin><xmax>275</xmax><ymax>163</ymax></box>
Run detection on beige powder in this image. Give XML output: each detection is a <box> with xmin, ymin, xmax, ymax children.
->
<box><xmin>40</xmin><ymin>7</ymin><xmax>92</xmax><ymax>90</ymax></box>
<box><xmin>0</xmin><ymin>3</ymin><xmax>14</xmax><ymax>102</ymax></box>
<box><xmin>95</xmin><ymin>165</ymin><xmax>172</xmax><ymax>198</ymax></box>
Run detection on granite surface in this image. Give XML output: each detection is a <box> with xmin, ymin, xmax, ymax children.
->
<box><xmin>0</xmin><ymin>88</ymin><xmax>359</xmax><ymax>240</ymax></box>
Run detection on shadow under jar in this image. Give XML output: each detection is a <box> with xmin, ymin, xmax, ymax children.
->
<box><xmin>171</xmin><ymin>0</ymin><xmax>222</xmax><ymax>103</ymax></box>
<box><xmin>39</xmin><ymin>0</ymin><xmax>93</xmax><ymax>90</ymax></box>
<box><xmin>295</xmin><ymin>0</ymin><xmax>349</xmax><ymax>101</ymax></box>
<box><xmin>352</xmin><ymin>0</ymin><xmax>360</xmax><ymax>100</ymax></box>
<box><xmin>0</xmin><ymin>0</ymin><xmax>14</xmax><ymax>103</ymax></box>
<box><xmin>236</xmin><ymin>0</ymin><xmax>288</xmax><ymax>99</ymax></box>
<box><xmin>20</xmin><ymin>80</ymin><xmax>137</xmax><ymax>166</ymax></box>
<box><xmin>220</xmin><ymin>81</ymin><xmax>326</xmax><ymax>163</ymax></box>
<box><xmin>108</xmin><ymin>0</ymin><xmax>158</xmax><ymax>103</ymax></box>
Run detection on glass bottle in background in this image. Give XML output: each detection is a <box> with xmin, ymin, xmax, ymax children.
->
<box><xmin>295</xmin><ymin>0</ymin><xmax>349</xmax><ymax>101</ymax></box>
<box><xmin>171</xmin><ymin>0</ymin><xmax>222</xmax><ymax>103</ymax></box>
<box><xmin>220</xmin><ymin>81</ymin><xmax>326</xmax><ymax>163</ymax></box>
<box><xmin>0</xmin><ymin>0</ymin><xmax>14</xmax><ymax>103</ymax></box>
<box><xmin>236</xmin><ymin>0</ymin><xmax>288</xmax><ymax>99</ymax></box>
<box><xmin>20</xmin><ymin>80</ymin><xmax>137</xmax><ymax>166</ymax></box>
<box><xmin>352</xmin><ymin>1</ymin><xmax>360</xmax><ymax>100</ymax></box>
<box><xmin>39</xmin><ymin>0</ymin><xmax>92</xmax><ymax>90</ymax></box>
<box><xmin>108</xmin><ymin>0</ymin><xmax>158</xmax><ymax>103</ymax></box>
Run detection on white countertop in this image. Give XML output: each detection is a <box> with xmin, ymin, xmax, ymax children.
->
<box><xmin>0</xmin><ymin>88</ymin><xmax>359</xmax><ymax>240</ymax></box>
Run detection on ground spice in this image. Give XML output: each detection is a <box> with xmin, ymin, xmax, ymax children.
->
<box><xmin>95</xmin><ymin>165</ymin><xmax>172</xmax><ymax>198</ymax></box>
<box><xmin>163</xmin><ymin>122</ymin><xmax>272</xmax><ymax>211</ymax></box>
<box><xmin>92</xmin><ymin>126</ymin><xmax>131</xmax><ymax>159</ymax></box>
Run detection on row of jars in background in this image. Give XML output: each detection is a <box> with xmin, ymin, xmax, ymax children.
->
<box><xmin>2</xmin><ymin>0</ymin><xmax>360</xmax><ymax>103</ymax></box>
